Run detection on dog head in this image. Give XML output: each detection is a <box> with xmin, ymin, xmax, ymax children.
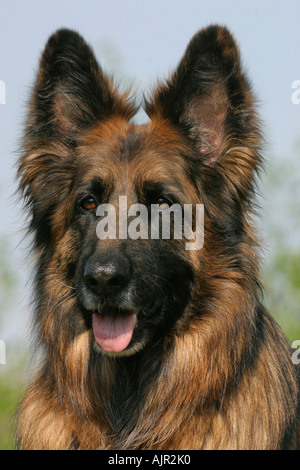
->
<box><xmin>18</xmin><ymin>27</ymin><xmax>262</xmax><ymax>357</ymax></box>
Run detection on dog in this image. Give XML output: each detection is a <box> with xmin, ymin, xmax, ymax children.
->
<box><xmin>16</xmin><ymin>25</ymin><xmax>300</xmax><ymax>450</ymax></box>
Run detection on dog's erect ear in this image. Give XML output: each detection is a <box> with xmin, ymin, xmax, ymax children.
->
<box><xmin>146</xmin><ymin>25</ymin><xmax>262</xmax><ymax>193</ymax></box>
<box><xmin>18</xmin><ymin>29</ymin><xmax>136</xmax><ymax>246</ymax></box>
<box><xmin>26</xmin><ymin>29</ymin><xmax>135</xmax><ymax>147</ymax></box>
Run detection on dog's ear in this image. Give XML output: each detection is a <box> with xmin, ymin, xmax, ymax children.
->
<box><xmin>146</xmin><ymin>25</ymin><xmax>262</xmax><ymax>196</ymax></box>
<box><xmin>25</xmin><ymin>28</ymin><xmax>135</xmax><ymax>147</ymax></box>
<box><xmin>18</xmin><ymin>29</ymin><xmax>136</xmax><ymax>246</ymax></box>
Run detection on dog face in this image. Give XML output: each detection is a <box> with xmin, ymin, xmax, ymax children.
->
<box><xmin>71</xmin><ymin>121</ymin><xmax>196</xmax><ymax>356</ymax></box>
<box><xmin>18</xmin><ymin>27</ymin><xmax>262</xmax><ymax>358</ymax></box>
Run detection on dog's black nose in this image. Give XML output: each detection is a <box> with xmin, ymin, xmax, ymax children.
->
<box><xmin>84</xmin><ymin>255</ymin><xmax>130</xmax><ymax>295</ymax></box>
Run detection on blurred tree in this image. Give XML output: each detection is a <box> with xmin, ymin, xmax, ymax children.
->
<box><xmin>94</xmin><ymin>36</ymin><xmax>146</xmax><ymax>123</ymax></box>
<box><xmin>262</xmin><ymin>140</ymin><xmax>300</xmax><ymax>342</ymax></box>
<box><xmin>264</xmin><ymin>250</ymin><xmax>300</xmax><ymax>341</ymax></box>
<box><xmin>0</xmin><ymin>238</ymin><xmax>16</xmax><ymax>324</ymax></box>
<box><xmin>0</xmin><ymin>235</ymin><xmax>21</xmax><ymax>450</ymax></box>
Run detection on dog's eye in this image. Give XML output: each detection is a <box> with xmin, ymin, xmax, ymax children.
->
<box><xmin>155</xmin><ymin>197</ymin><xmax>171</xmax><ymax>210</ymax></box>
<box><xmin>80</xmin><ymin>196</ymin><xmax>97</xmax><ymax>212</ymax></box>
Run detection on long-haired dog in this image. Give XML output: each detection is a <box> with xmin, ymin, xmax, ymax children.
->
<box><xmin>17</xmin><ymin>25</ymin><xmax>300</xmax><ymax>450</ymax></box>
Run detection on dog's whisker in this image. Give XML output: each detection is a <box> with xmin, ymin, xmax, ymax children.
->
<box><xmin>52</xmin><ymin>293</ymin><xmax>77</xmax><ymax>310</ymax></box>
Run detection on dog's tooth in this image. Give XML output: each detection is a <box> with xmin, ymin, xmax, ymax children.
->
<box><xmin>133</xmin><ymin>313</ymin><xmax>138</xmax><ymax>328</ymax></box>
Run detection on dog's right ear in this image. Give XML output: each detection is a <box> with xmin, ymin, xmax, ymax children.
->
<box><xmin>25</xmin><ymin>28</ymin><xmax>135</xmax><ymax>148</ymax></box>
<box><xmin>18</xmin><ymin>30</ymin><xmax>136</xmax><ymax>244</ymax></box>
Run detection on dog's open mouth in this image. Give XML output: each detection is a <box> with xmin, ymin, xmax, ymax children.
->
<box><xmin>92</xmin><ymin>299</ymin><xmax>164</xmax><ymax>353</ymax></box>
<box><xmin>92</xmin><ymin>310</ymin><xmax>138</xmax><ymax>353</ymax></box>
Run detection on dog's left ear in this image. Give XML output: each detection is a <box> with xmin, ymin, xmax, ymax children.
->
<box><xmin>146</xmin><ymin>25</ymin><xmax>262</xmax><ymax>196</ymax></box>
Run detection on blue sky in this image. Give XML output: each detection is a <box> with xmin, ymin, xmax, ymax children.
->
<box><xmin>0</xmin><ymin>0</ymin><xmax>299</xmax><ymax>344</ymax></box>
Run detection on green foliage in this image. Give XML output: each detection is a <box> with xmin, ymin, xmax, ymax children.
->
<box><xmin>263</xmin><ymin>250</ymin><xmax>300</xmax><ymax>342</ymax></box>
<box><xmin>0</xmin><ymin>238</ymin><xmax>16</xmax><ymax>320</ymax></box>
<box><xmin>262</xmin><ymin>143</ymin><xmax>300</xmax><ymax>343</ymax></box>
<box><xmin>0</xmin><ymin>370</ymin><xmax>26</xmax><ymax>450</ymax></box>
<box><xmin>0</xmin><ymin>237</ymin><xmax>21</xmax><ymax>450</ymax></box>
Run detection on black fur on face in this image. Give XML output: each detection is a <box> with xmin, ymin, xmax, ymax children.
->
<box><xmin>70</xmin><ymin>139</ymin><xmax>196</xmax><ymax>356</ymax></box>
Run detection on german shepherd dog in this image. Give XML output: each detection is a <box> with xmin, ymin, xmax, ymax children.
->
<box><xmin>17</xmin><ymin>25</ymin><xmax>300</xmax><ymax>450</ymax></box>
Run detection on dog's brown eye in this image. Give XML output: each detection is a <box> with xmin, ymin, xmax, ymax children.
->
<box><xmin>155</xmin><ymin>197</ymin><xmax>170</xmax><ymax>210</ymax></box>
<box><xmin>80</xmin><ymin>196</ymin><xmax>97</xmax><ymax>212</ymax></box>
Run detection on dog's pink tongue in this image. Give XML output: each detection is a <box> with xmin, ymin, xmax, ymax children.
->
<box><xmin>92</xmin><ymin>313</ymin><xmax>135</xmax><ymax>353</ymax></box>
